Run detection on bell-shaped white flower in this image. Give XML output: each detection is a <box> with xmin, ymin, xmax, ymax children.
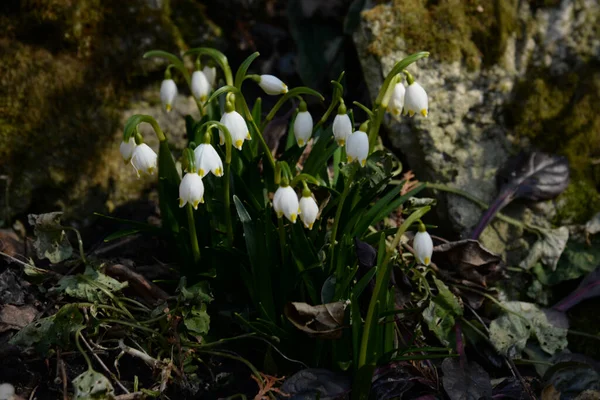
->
<box><xmin>258</xmin><ymin>74</ymin><xmax>288</xmax><ymax>95</ymax></box>
<box><xmin>0</xmin><ymin>383</ymin><xmax>15</xmax><ymax>400</ymax></box>
<box><xmin>404</xmin><ymin>81</ymin><xmax>428</xmax><ymax>117</ymax></box>
<box><xmin>120</xmin><ymin>137</ymin><xmax>137</xmax><ymax>163</ymax></box>
<box><xmin>203</xmin><ymin>65</ymin><xmax>217</xmax><ymax>88</ymax></box>
<box><xmin>332</xmin><ymin>103</ymin><xmax>352</xmax><ymax>146</ymax></box>
<box><xmin>160</xmin><ymin>79</ymin><xmax>178</xmax><ymax>112</ymax></box>
<box><xmin>179</xmin><ymin>172</ymin><xmax>205</xmax><ymax>210</ymax></box>
<box><xmin>220</xmin><ymin>105</ymin><xmax>250</xmax><ymax>150</ymax></box>
<box><xmin>387</xmin><ymin>82</ymin><xmax>406</xmax><ymax>119</ymax></box>
<box><xmin>294</xmin><ymin>102</ymin><xmax>313</xmax><ymax>147</ymax></box>
<box><xmin>273</xmin><ymin>185</ymin><xmax>299</xmax><ymax>223</ymax></box>
<box><xmin>299</xmin><ymin>194</ymin><xmax>318</xmax><ymax>229</ymax></box>
<box><xmin>194</xmin><ymin>143</ymin><xmax>223</xmax><ymax>177</ymax></box>
<box><xmin>191</xmin><ymin>70</ymin><xmax>211</xmax><ymax>103</ymax></box>
<box><xmin>131</xmin><ymin>143</ymin><xmax>157</xmax><ymax>177</ymax></box>
<box><xmin>346</xmin><ymin>130</ymin><xmax>369</xmax><ymax>167</ymax></box>
<box><xmin>413</xmin><ymin>228</ymin><xmax>433</xmax><ymax>266</ymax></box>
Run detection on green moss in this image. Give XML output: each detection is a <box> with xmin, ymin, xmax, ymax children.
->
<box><xmin>507</xmin><ymin>64</ymin><xmax>600</xmax><ymax>224</ymax></box>
<box><xmin>362</xmin><ymin>0</ymin><xmax>518</xmax><ymax>69</ymax></box>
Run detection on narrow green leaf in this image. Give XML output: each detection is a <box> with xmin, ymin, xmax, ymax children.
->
<box><xmin>235</xmin><ymin>52</ymin><xmax>260</xmax><ymax>88</ymax></box>
<box><xmin>103</xmin><ymin>229</ymin><xmax>141</xmax><ymax>243</ymax></box>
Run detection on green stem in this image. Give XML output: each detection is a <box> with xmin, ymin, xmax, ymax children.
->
<box><xmin>62</xmin><ymin>226</ymin><xmax>87</xmax><ymax>265</ymax></box>
<box><xmin>249</xmin><ymin>118</ymin><xmax>276</xmax><ymax>169</ymax></box>
<box><xmin>75</xmin><ymin>327</ymin><xmax>93</xmax><ymax>370</ymax></box>
<box><xmin>224</xmin><ymin>161</ymin><xmax>233</xmax><ymax>245</ymax></box>
<box><xmin>186</xmin><ymin>204</ymin><xmax>201</xmax><ymax>264</ymax></box>
<box><xmin>198</xmin><ymin>350</ymin><xmax>263</xmax><ymax>386</ymax></box>
<box><xmin>358</xmin><ymin>206</ymin><xmax>430</xmax><ymax>369</ymax></box>
<box><xmin>329</xmin><ymin>167</ymin><xmax>356</xmax><ymax>275</ymax></box>
<box><xmin>277</xmin><ymin>217</ymin><xmax>287</xmax><ymax>266</ymax></box>
<box><xmin>426</xmin><ymin>182</ymin><xmax>547</xmax><ymax>235</ymax></box>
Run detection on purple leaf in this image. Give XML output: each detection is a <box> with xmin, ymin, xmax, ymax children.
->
<box><xmin>441</xmin><ymin>358</ymin><xmax>492</xmax><ymax>400</ymax></box>
<box><xmin>371</xmin><ymin>362</ymin><xmax>438</xmax><ymax>400</ymax></box>
<box><xmin>279</xmin><ymin>368</ymin><xmax>350</xmax><ymax>400</ymax></box>
<box><xmin>553</xmin><ymin>266</ymin><xmax>600</xmax><ymax>312</ymax></box>
<box><xmin>471</xmin><ymin>152</ymin><xmax>569</xmax><ymax>239</ymax></box>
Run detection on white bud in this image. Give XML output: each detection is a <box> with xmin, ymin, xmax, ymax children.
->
<box><xmin>220</xmin><ymin>110</ymin><xmax>250</xmax><ymax>150</ymax></box>
<box><xmin>299</xmin><ymin>195</ymin><xmax>319</xmax><ymax>229</ymax></box>
<box><xmin>332</xmin><ymin>113</ymin><xmax>352</xmax><ymax>146</ymax></box>
<box><xmin>294</xmin><ymin>111</ymin><xmax>313</xmax><ymax>147</ymax></box>
<box><xmin>179</xmin><ymin>172</ymin><xmax>204</xmax><ymax>210</ymax></box>
<box><xmin>404</xmin><ymin>82</ymin><xmax>428</xmax><ymax>117</ymax></box>
<box><xmin>346</xmin><ymin>130</ymin><xmax>369</xmax><ymax>167</ymax></box>
<box><xmin>273</xmin><ymin>185</ymin><xmax>299</xmax><ymax>223</ymax></box>
<box><xmin>413</xmin><ymin>230</ymin><xmax>433</xmax><ymax>265</ymax></box>
<box><xmin>131</xmin><ymin>143</ymin><xmax>157</xmax><ymax>177</ymax></box>
<box><xmin>258</xmin><ymin>74</ymin><xmax>288</xmax><ymax>95</ymax></box>
<box><xmin>194</xmin><ymin>143</ymin><xmax>223</xmax><ymax>177</ymax></box>
<box><xmin>203</xmin><ymin>65</ymin><xmax>217</xmax><ymax>88</ymax></box>
<box><xmin>119</xmin><ymin>137</ymin><xmax>137</xmax><ymax>163</ymax></box>
<box><xmin>160</xmin><ymin>79</ymin><xmax>178</xmax><ymax>112</ymax></box>
<box><xmin>387</xmin><ymin>82</ymin><xmax>406</xmax><ymax>119</ymax></box>
<box><xmin>191</xmin><ymin>70</ymin><xmax>211</xmax><ymax>103</ymax></box>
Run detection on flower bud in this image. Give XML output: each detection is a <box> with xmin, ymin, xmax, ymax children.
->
<box><xmin>131</xmin><ymin>143</ymin><xmax>157</xmax><ymax>177</ymax></box>
<box><xmin>273</xmin><ymin>185</ymin><xmax>299</xmax><ymax>223</ymax></box>
<box><xmin>220</xmin><ymin>106</ymin><xmax>250</xmax><ymax>150</ymax></box>
<box><xmin>387</xmin><ymin>82</ymin><xmax>406</xmax><ymax>119</ymax></box>
<box><xmin>294</xmin><ymin>102</ymin><xmax>313</xmax><ymax>147</ymax></box>
<box><xmin>179</xmin><ymin>172</ymin><xmax>205</xmax><ymax>210</ymax></box>
<box><xmin>258</xmin><ymin>74</ymin><xmax>288</xmax><ymax>95</ymax></box>
<box><xmin>160</xmin><ymin>79</ymin><xmax>178</xmax><ymax>112</ymax></box>
<box><xmin>332</xmin><ymin>104</ymin><xmax>352</xmax><ymax>146</ymax></box>
<box><xmin>404</xmin><ymin>81</ymin><xmax>428</xmax><ymax>117</ymax></box>
<box><xmin>413</xmin><ymin>228</ymin><xmax>433</xmax><ymax>266</ymax></box>
<box><xmin>299</xmin><ymin>194</ymin><xmax>319</xmax><ymax>229</ymax></box>
<box><xmin>346</xmin><ymin>130</ymin><xmax>369</xmax><ymax>167</ymax></box>
<box><xmin>194</xmin><ymin>143</ymin><xmax>223</xmax><ymax>177</ymax></box>
<box><xmin>191</xmin><ymin>70</ymin><xmax>211</xmax><ymax>103</ymax></box>
<box><xmin>119</xmin><ymin>137</ymin><xmax>137</xmax><ymax>163</ymax></box>
<box><xmin>203</xmin><ymin>65</ymin><xmax>217</xmax><ymax>88</ymax></box>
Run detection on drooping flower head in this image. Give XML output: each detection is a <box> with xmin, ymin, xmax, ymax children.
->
<box><xmin>332</xmin><ymin>101</ymin><xmax>352</xmax><ymax>146</ymax></box>
<box><xmin>273</xmin><ymin>184</ymin><xmax>299</xmax><ymax>223</ymax></box>
<box><xmin>131</xmin><ymin>143</ymin><xmax>157</xmax><ymax>177</ymax></box>
<box><xmin>120</xmin><ymin>137</ymin><xmax>137</xmax><ymax>163</ymax></box>
<box><xmin>160</xmin><ymin>78</ymin><xmax>178</xmax><ymax>112</ymax></box>
<box><xmin>194</xmin><ymin>143</ymin><xmax>223</xmax><ymax>177</ymax></box>
<box><xmin>346</xmin><ymin>127</ymin><xmax>369</xmax><ymax>167</ymax></box>
<box><xmin>387</xmin><ymin>81</ymin><xmax>406</xmax><ymax>119</ymax></box>
<box><xmin>191</xmin><ymin>70</ymin><xmax>211</xmax><ymax>103</ymax></box>
<box><xmin>413</xmin><ymin>222</ymin><xmax>433</xmax><ymax>266</ymax></box>
<box><xmin>203</xmin><ymin>64</ymin><xmax>217</xmax><ymax>88</ymax></box>
<box><xmin>258</xmin><ymin>74</ymin><xmax>288</xmax><ymax>95</ymax></box>
<box><xmin>404</xmin><ymin>80</ymin><xmax>428</xmax><ymax>118</ymax></box>
<box><xmin>299</xmin><ymin>188</ymin><xmax>319</xmax><ymax>229</ymax></box>
<box><xmin>220</xmin><ymin>101</ymin><xmax>250</xmax><ymax>150</ymax></box>
<box><xmin>179</xmin><ymin>172</ymin><xmax>205</xmax><ymax>210</ymax></box>
<box><xmin>294</xmin><ymin>100</ymin><xmax>313</xmax><ymax>147</ymax></box>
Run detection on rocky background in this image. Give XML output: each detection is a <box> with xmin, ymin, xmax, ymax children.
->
<box><xmin>1</xmin><ymin>0</ymin><xmax>599</xmax><ymax>255</ymax></box>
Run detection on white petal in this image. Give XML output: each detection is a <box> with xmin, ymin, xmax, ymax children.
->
<box><xmin>191</xmin><ymin>71</ymin><xmax>211</xmax><ymax>103</ymax></box>
<box><xmin>413</xmin><ymin>231</ymin><xmax>433</xmax><ymax>265</ymax></box>
<box><xmin>194</xmin><ymin>143</ymin><xmax>223</xmax><ymax>177</ymax></box>
<box><xmin>131</xmin><ymin>143</ymin><xmax>157</xmax><ymax>177</ymax></box>
<box><xmin>120</xmin><ymin>137</ymin><xmax>137</xmax><ymax>163</ymax></box>
<box><xmin>275</xmin><ymin>186</ymin><xmax>299</xmax><ymax>223</ymax></box>
<box><xmin>294</xmin><ymin>111</ymin><xmax>313</xmax><ymax>147</ymax></box>
<box><xmin>346</xmin><ymin>130</ymin><xmax>369</xmax><ymax>167</ymax></box>
<box><xmin>387</xmin><ymin>83</ymin><xmax>406</xmax><ymax>118</ymax></box>
<box><xmin>258</xmin><ymin>74</ymin><xmax>288</xmax><ymax>95</ymax></box>
<box><xmin>220</xmin><ymin>110</ymin><xmax>249</xmax><ymax>150</ymax></box>
<box><xmin>273</xmin><ymin>186</ymin><xmax>285</xmax><ymax>216</ymax></box>
<box><xmin>0</xmin><ymin>383</ymin><xmax>15</xmax><ymax>399</ymax></box>
<box><xmin>404</xmin><ymin>82</ymin><xmax>428</xmax><ymax>117</ymax></box>
<box><xmin>160</xmin><ymin>79</ymin><xmax>178</xmax><ymax>112</ymax></box>
<box><xmin>332</xmin><ymin>113</ymin><xmax>352</xmax><ymax>146</ymax></box>
<box><xmin>179</xmin><ymin>173</ymin><xmax>204</xmax><ymax>209</ymax></box>
<box><xmin>299</xmin><ymin>196</ymin><xmax>319</xmax><ymax>229</ymax></box>
<box><xmin>203</xmin><ymin>65</ymin><xmax>217</xmax><ymax>88</ymax></box>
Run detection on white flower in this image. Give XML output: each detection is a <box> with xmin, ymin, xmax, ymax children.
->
<box><xmin>203</xmin><ymin>65</ymin><xmax>217</xmax><ymax>88</ymax></box>
<box><xmin>179</xmin><ymin>172</ymin><xmax>205</xmax><ymax>210</ymax></box>
<box><xmin>413</xmin><ymin>230</ymin><xmax>433</xmax><ymax>266</ymax></box>
<box><xmin>191</xmin><ymin>70</ymin><xmax>211</xmax><ymax>103</ymax></box>
<box><xmin>160</xmin><ymin>79</ymin><xmax>178</xmax><ymax>112</ymax></box>
<box><xmin>404</xmin><ymin>81</ymin><xmax>428</xmax><ymax>117</ymax></box>
<box><xmin>258</xmin><ymin>74</ymin><xmax>288</xmax><ymax>95</ymax></box>
<box><xmin>119</xmin><ymin>137</ymin><xmax>137</xmax><ymax>163</ymax></box>
<box><xmin>131</xmin><ymin>143</ymin><xmax>157</xmax><ymax>177</ymax></box>
<box><xmin>220</xmin><ymin>109</ymin><xmax>250</xmax><ymax>150</ymax></box>
<box><xmin>332</xmin><ymin>113</ymin><xmax>352</xmax><ymax>146</ymax></box>
<box><xmin>294</xmin><ymin>111</ymin><xmax>313</xmax><ymax>147</ymax></box>
<box><xmin>273</xmin><ymin>185</ymin><xmax>299</xmax><ymax>223</ymax></box>
<box><xmin>194</xmin><ymin>143</ymin><xmax>223</xmax><ymax>177</ymax></box>
<box><xmin>387</xmin><ymin>82</ymin><xmax>406</xmax><ymax>118</ymax></box>
<box><xmin>346</xmin><ymin>130</ymin><xmax>369</xmax><ymax>167</ymax></box>
<box><xmin>299</xmin><ymin>195</ymin><xmax>318</xmax><ymax>229</ymax></box>
<box><xmin>0</xmin><ymin>383</ymin><xmax>15</xmax><ymax>400</ymax></box>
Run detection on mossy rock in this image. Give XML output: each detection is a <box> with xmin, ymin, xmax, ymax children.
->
<box><xmin>0</xmin><ymin>0</ymin><xmax>222</xmax><ymax>224</ymax></box>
